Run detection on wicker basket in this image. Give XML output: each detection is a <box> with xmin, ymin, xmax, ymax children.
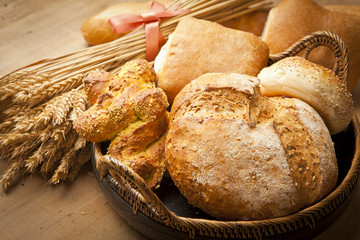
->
<box><xmin>92</xmin><ymin>31</ymin><xmax>360</xmax><ymax>240</ymax></box>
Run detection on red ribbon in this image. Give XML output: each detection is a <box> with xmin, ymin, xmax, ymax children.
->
<box><xmin>109</xmin><ymin>1</ymin><xmax>190</xmax><ymax>61</ymax></box>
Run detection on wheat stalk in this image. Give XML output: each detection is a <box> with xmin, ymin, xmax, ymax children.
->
<box><xmin>0</xmin><ymin>0</ymin><xmax>272</xmax><ymax>190</ymax></box>
<box><xmin>40</xmin><ymin>130</ymin><xmax>79</xmax><ymax>176</ymax></box>
<box><xmin>0</xmin><ymin>158</ymin><xmax>25</xmax><ymax>190</ymax></box>
<box><xmin>50</xmin><ymin>137</ymin><xmax>87</xmax><ymax>184</ymax></box>
<box><xmin>67</xmin><ymin>143</ymin><xmax>92</xmax><ymax>181</ymax></box>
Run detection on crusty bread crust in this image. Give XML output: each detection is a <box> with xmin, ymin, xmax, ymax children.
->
<box><xmin>166</xmin><ymin>73</ymin><xmax>338</xmax><ymax>220</ymax></box>
<box><xmin>261</xmin><ymin>0</ymin><xmax>360</xmax><ymax>92</ymax></box>
<box><xmin>154</xmin><ymin>17</ymin><xmax>269</xmax><ymax>104</ymax></box>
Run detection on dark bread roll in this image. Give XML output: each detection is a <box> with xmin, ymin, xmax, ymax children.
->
<box><xmin>166</xmin><ymin>73</ymin><xmax>338</xmax><ymax>220</ymax></box>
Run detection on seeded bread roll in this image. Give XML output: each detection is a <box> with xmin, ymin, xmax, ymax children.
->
<box><xmin>258</xmin><ymin>56</ymin><xmax>353</xmax><ymax>135</ymax></box>
<box><xmin>154</xmin><ymin>17</ymin><xmax>269</xmax><ymax>104</ymax></box>
<box><xmin>74</xmin><ymin>59</ymin><xmax>169</xmax><ymax>188</ymax></box>
<box><xmin>166</xmin><ymin>73</ymin><xmax>338</xmax><ymax>220</ymax></box>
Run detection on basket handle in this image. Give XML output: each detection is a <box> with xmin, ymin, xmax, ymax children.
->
<box><xmin>268</xmin><ymin>31</ymin><xmax>349</xmax><ymax>85</ymax></box>
<box><xmin>97</xmin><ymin>155</ymin><xmax>186</xmax><ymax>228</ymax></box>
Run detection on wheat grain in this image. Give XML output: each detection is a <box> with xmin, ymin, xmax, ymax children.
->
<box><xmin>27</xmin><ymin>75</ymin><xmax>83</xmax><ymax>107</ymax></box>
<box><xmin>40</xmin><ymin>149</ymin><xmax>64</xmax><ymax>177</ymax></box>
<box><xmin>67</xmin><ymin>143</ymin><xmax>91</xmax><ymax>182</ymax></box>
<box><xmin>3</xmin><ymin>104</ymin><xmax>27</xmax><ymax>118</ymax></box>
<box><xmin>25</xmin><ymin>122</ymin><xmax>73</xmax><ymax>174</ymax></box>
<box><xmin>40</xmin><ymin>130</ymin><xmax>78</xmax><ymax>176</ymax></box>
<box><xmin>1</xmin><ymin>104</ymin><xmax>46</xmax><ymax>133</ymax></box>
<box><xmin>0</xmin><ymin>72</ymin><xmax>50</xmax><ymax>101</ymax></box>
<box><xmin>0</xmin><ymin>119</ymin><xmax>16</xmax><ymax>134</ymax></box>
<box><xmin>0</xmin><ymin>158</ymin><xmax>25</xmax><ymax>190</ymax></box>
<box><xmin>52</xmin><ymin>89</ymin><xmax>78</xmax><ymax>125</ymax></box>
<box><xmin>0</xmin><ymin>132</ymin><xmax>33</xmax><ymax>152</ymax></box>
<box><xmin>50</xmin><ymin>137</ymin><xmax>87</xmax><ymax>184</ymax></box>
<box><xmin>16</xmin><ymin>91</ymin><xmax>74</xmax><ymax>131</ymax></box>
<box><xmin>9</xmin><ymin>141</ymin><xmax>41</xmax><ymax>162</ymax></box>
<box><xmin>0</xmin><ymin>123</ymin><xmax>54</xmax><ymax>162</ymax></box>
<box><xmin>69</xmin><ymin>90</ymin><xmax>89</xmax><ymax>122</ymax></box>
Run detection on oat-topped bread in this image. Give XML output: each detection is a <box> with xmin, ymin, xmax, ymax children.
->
<box><xmin>74</xmin><ymin>59</ymin><xmax>169</xmax><ymax>188</ymax></box>
<box><xmin>166</xmin><ymin>73</ymin><xmax>338</xmax><ymax>220</ymax></box>
<box><xmin>154</xmin><ymin>17</ymin><xmax>269</xmax><ymax>104</ymax></box>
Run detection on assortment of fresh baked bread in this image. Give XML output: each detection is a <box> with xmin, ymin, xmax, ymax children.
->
<box><xmin>75</xmin><ymin>0</ymin><xmax>358</xmax><ymax>221</ymax></box>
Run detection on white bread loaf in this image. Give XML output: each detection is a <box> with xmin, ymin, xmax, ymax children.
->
<box><xmin>258</xmin><ymin>56</ymin><xmax>353</xmax><ymax>135</ymax></box>
<box><xmin>166</xmin><ymin>73</ymin><xmax>338</xmax><ymax>220</ymax></box>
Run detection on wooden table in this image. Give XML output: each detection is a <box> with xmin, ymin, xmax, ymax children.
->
<box><xmin>1</xmin><ymin>0</ymin><xmax>360</xmax><ymax>239</ymax></box>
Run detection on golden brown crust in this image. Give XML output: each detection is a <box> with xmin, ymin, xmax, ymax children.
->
<box><xmin>261</xmin><ymin>0</ymin><xmax>360</xmax><ymax>92</ymax></box>
<box><xmin>81</xmin><ymin>0</ymin><xmax>173</xmax><ymax>45</ymax></box>
<box><xmin>166</xmin><ymin>73</ymin><xmax>337</xmax><ymax>220</ymax></box>
<box><xmin>74</xmin><ymin>59</ymin><xmax>161</xmax><ymax>142</ymax></box>
<box><xmin>83</xmin><ymin>69</ymin><xmax>112</xmax><ymax>105</ymax></box>
<box><xmin>108</xmin><ymin>114</ymin><xmax>169</xmax><ymax>188</ymax></box>
<box><xmin>154</xmin><ymin>17</ymin><xmax>269</xmax><ymax>104</ymax></box>
<box><xmin>74</xmin><ymin>59</ymin><xmax>169</xmax><ymax>188</ymax></box>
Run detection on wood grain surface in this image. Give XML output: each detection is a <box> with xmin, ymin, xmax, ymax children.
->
<box><xmin>1</xmin><ymin>0</ymin><xmax>360</xmax><ymax>239</ymax></box>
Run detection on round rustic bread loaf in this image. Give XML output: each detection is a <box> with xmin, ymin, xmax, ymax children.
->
<box><xmin>165</xmin><ymin>73</ymin><xmax>338</xmax><ymax>220</ymax></box>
